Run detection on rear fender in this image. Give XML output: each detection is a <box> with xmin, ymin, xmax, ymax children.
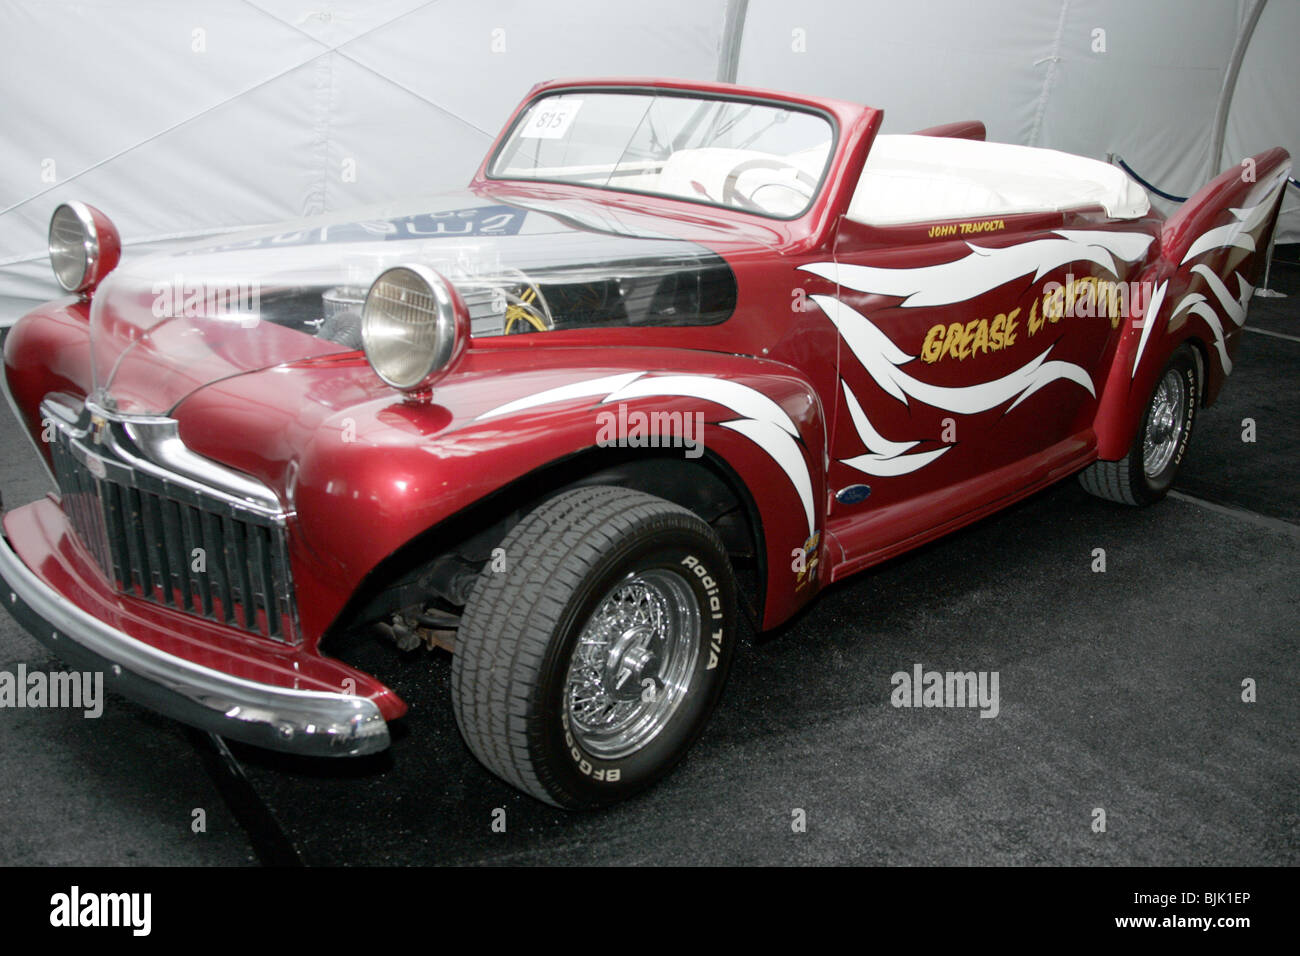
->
<box><xmin>913</xmin><ymin>120</ymin><xmax>986</xmax><ymax>141</ymax></box>
<box><xmin>1093</xmin><ymin>148</ymin><xmax>1290</xmax><ymax>460</ymax></box>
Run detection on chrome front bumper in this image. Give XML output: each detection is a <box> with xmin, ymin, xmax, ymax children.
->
<box><xmin>0</xmin><ymin>525</ymin><xmax>390</xmax><ymax>757</ymax></box>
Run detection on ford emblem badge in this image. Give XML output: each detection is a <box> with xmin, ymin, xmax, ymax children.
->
<box><xmin>835</xmin><ymin>484</ymin><xmax>871</xmax><ymax>505</ymax></box>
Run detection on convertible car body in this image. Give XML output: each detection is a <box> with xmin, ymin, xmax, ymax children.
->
<box><xmin>1</xmin><ymin>78</ymin><xmax>1290</xmax><ymax>807</ymax></box>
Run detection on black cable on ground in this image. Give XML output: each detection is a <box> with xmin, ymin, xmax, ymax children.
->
<box><xmin>188</xmin><ymin>729</ymin><xmax>306</xmax><ymax>867</ymax></box>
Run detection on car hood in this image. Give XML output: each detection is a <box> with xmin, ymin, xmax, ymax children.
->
<box><xmin>87</xmin><ymin>188</ymin><xmax>748</xmax><ymax>415</ymax></box>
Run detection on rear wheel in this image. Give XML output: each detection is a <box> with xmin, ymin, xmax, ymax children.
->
<box><xmin>451</xmin><ymin>486</ymin><xmax>738</xmax><ymax>808</ymax></box>
<box><xmin>1079</xmin><ymin>344</ymin><xmax>1199</xmax><ymax>505</ymax></box>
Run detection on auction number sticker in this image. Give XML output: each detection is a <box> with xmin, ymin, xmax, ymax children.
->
<box><xmin>520</xmin><ymin>99</ymin><xmax>583</xmax><ymax>139</ymax></box>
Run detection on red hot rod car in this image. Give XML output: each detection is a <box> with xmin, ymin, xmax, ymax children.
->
<box><xmin>1</xmin><ymin>78</ymin><xmax>1289</xmax><ymax>807</ymax></box>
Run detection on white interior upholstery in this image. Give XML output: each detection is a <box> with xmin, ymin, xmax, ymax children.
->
<box><xmin>848</xmin><ymin>134</ymin><xmax>1150</xmax><ymax>225</ymax></box>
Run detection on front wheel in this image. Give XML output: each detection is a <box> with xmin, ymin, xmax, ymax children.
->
<box><xmin>1079</xmin><ymin>344</ymin><xmax>1199</xmax><ymax>505</ymax></box>
<box><xmin>451</xmin><ymin>486</ymin><xmax>738</xmax><ymax>808</ymax></box>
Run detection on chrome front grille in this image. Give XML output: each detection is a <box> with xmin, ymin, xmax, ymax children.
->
<box><xmin>43</xmin><ymin>395</ymin><xmax>299</xmax><ymax>644</ymax></box>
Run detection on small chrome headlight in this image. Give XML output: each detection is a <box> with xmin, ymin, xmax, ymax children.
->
<box><xmin>48</xmin><ymin>201</ymin><xmax>120</xmax><ymax>295</ymax></box>
<box><xmin>361</xmin><ymin>265</ymin><xmax>468</xmax><ymax>391</ymax></box>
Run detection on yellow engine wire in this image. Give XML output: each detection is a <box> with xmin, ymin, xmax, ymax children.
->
<box><xmin>503</xmin><ymin>287</ymin><xmax>547</xmax><ymax>334</ymax></box>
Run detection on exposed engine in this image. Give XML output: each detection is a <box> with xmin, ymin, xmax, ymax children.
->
<box><xmin>310</xmin><ymin>256</ymin><xmax>736</xmax><ymax>347</ymax></box>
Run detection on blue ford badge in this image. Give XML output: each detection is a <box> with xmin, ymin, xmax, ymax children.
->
<box><xmin>835</xmin><ymin>484</ymin><xmax>871</xmax><ymax>505</ymax></box>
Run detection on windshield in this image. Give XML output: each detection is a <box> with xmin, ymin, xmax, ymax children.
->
<box><xmin>490</xmin><ymin>91</ymin><xmax>834</xmax><ymax>219</ymax></box>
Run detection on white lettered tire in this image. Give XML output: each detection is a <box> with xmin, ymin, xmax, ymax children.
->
<box><xmin>451</xmin><ymin>486</ymin><xmax>738</xmax><ymax>808</ymax></box>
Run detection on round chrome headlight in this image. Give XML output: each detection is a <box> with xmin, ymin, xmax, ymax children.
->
<box><xmin>48</xmin><ymin>201</ymin><xmax>120</xmax><ymax>295</ymax></box>
<box><xmin>361</xmin><ymin>265</ymin><xmax>468</xmax><ymax>391</ymax></box>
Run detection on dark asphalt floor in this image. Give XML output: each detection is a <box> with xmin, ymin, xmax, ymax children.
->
<box><xmin>1</xmin><ymin>259</ymin><xmax>1296</xmax><ymax>867</ymax></box>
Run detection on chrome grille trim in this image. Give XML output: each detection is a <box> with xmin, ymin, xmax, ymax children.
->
<box><xmin>41</xmin><ymin>394</ymin><xmax>300</xmax><ymax>644</ymax></box>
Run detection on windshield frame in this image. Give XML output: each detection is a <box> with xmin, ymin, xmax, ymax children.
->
<box><xmin>485</xmin><ymin>85</ymin><xmax>840</xmax><ymax>222</ymax></box>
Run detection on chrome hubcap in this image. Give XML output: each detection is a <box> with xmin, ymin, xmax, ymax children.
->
<box><xmin>1144</xmin><ymin>369</ymin><xmax>1186</xmax><ymax>478</ymax></box>
<box><xmin>563</xmin><ymin>569</ymin><xmax>701</xmax><ymax>759</ymax></box>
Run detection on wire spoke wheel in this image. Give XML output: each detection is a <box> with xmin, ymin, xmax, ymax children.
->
<box><xmin>452</xmin><ymin>486</ymin><xmax>737</xmax><ymax>808</ymax></box>
<box><xmin>1142</xmin><ymin>368</ymin><xmax>1187</xmax><ymax>478</ymax></box>
<box><xmin>1078</xmin><ymin>345</ymin><xmax>1198</xmax><ymax>506</ymax></box>
<box><xmin>563</xmin><ymin>569</ymin><xmax>701</xmax><ymax>759</ymax></box>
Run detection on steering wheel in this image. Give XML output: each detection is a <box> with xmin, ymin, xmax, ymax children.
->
<box><xmin>720</xmin><ymin>158</ymin><xmax>818</xmax><ymax>213</ymax></box>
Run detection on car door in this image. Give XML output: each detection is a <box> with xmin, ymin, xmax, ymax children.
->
<box><xmin>810</xmin><ymin>211</ymin><xmax>1138</xmax><ymax>569</ymax></box>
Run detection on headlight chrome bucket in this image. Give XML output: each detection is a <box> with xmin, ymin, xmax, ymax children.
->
<box><xmin>49</xmin><ymin>201</ymin><xmax>121</xmax><ymax>295</ymax></box>
<box><xmin>361</xmin><ymin>264</ymin><xmax>468</xmax><ymax>392</ymax></box>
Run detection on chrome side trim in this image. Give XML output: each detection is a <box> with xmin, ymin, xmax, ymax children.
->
<box><xmin>0</xmin><ymin>527</ymin><xmax>389</xmax><ymax>757</ymax></box>
<box><xmin>60</xmin><ymin>395</ymin><xmax>284</xmax><ymax>519</ymax></box>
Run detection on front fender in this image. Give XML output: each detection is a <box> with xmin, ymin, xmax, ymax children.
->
<box><xmin>2</xmin><ymin>300</ymin><xmax>96</xmax><ymax>474</ymax></box>
<box><xmin>175</xmin><ymin>347</ymin><xmax>829</xmax><ymax>640</ymax></box>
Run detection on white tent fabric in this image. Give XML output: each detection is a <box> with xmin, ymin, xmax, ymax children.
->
<box><xmin>1</xmin><ymin>0</ymin><xmax>1294</xmax><ymax>324</ymax></box>
<box><xmin>1226</xmin><ymin>0</ymin><xmax>1300</xmax><ymax>246</ymax></box>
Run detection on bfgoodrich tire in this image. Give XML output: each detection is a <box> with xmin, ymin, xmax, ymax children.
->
<box><xmin>451</xmin><ymin>486</ymin><xmax>738</xmax><ymax>808</ymax></box>
<box><xmin>1079</xmin><ymin>344</ymin><xmax>1199</xmax><ymax>506</ymax></box>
